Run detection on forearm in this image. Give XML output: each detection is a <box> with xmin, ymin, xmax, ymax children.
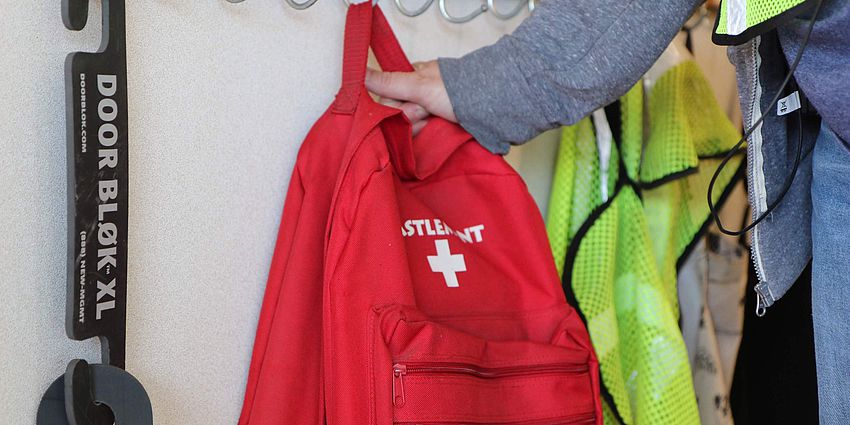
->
<box><xmin>439</xmin><ymin>0</ymin><xmax>703</xmax><ymax>154</ymax></box>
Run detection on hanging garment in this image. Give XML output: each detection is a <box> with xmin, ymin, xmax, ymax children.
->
<box><xmin>677</xmin><ymin>232</ymin><xmax>748</xmax><ymax>425</ymax></box>
<box><xmin>239</xmin><ymin>5</ymin><xmax>602</xmax><ymax>425</ymax></box>
<box><xmin>730</xmin><ymin>262</ymin><xmax>819</xmax><ymax>425</ymax></box>
<box><xmin>546</xmin><ymin>60</ymin><xmax>745</xmax><ymax>425</ymax></box>
<box><xmin>644</xmin><ymin>60</ymin><xmax>750</xmax><ymax>425</ymax></box>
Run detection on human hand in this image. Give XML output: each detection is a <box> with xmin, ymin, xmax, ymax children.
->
<box><xmin>365</xmin><ymin>60</ymin><xmax>457</xmax><ymax>136</ymax></box>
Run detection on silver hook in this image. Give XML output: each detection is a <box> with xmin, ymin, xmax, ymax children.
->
<box><xmin>439</xmin><ymin>0</ymin><xmax>487</xmax><ymax>23</ymax></box>
<box><xmin>286</xmin><ymin>0</ymin><xmax>319</xmax><ymax>10</ymax></box>
<box><xmin>528</xmin><ymin>0</ymin><xmax>535</xmax><ymax>13</ymax></box>
<box><xmin>395</xmin><ymin>0</ymin><xmax>435</xmax><ymax>17</ymax></box>
<box><xmin>225</xmin><ymin>0</ymin><xmax>318</xmax><ymax>9</ymax></box>
<box><xmin>486</xmin><ymin>0</ymin><xmax>525</xmax><ymax>20</ymax></box>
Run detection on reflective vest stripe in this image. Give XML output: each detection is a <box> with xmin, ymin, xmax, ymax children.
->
<box><xmin>727</xmin><ymin>0</ymin><xmax>748</xmax><ymax>36</ymax></box>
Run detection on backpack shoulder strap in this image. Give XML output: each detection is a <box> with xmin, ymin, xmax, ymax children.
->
<box><xmin>333</xmin><ymin>5</ymin><xmax>414</xmax><ymax>114</ymax></box>
<box><xmin>333</xmin><ymin>4</ymin><xmax>373</xmax><ymax>114</ymax></box>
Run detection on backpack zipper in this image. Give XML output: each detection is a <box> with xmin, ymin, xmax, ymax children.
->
<box><xmin>395</xmin><ymin>414</ymin><xmax>597</xmax><ymax>425</ymax></box>
<box><xmin>392</xmin><ymin>362</ymin><xmax>590</xmax><ymax>408</ymax></box>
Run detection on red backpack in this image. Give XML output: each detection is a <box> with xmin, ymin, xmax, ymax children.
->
<box><xmin>239</xmin><ymin>4</ymin><xmax>602</xmax><ymax>424</ymax></box>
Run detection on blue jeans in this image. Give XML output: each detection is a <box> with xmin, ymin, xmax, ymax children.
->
<box><xmin>812</xmin><ymin>122</ymin><xmax>850</xmax><ymax>423</ymax></box>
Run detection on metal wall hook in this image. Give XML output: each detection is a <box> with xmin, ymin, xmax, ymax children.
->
<box><xmin>395</xmin><ymin>0</ymin><xmax>435</xmax><ymax>17</ymax></box>
<box><xmin>225</xmin><ymin>0</ymin><xmax>320</xmax><ymax>8</ymax></box>
<box><xmin>287</xmin><ymin>0</ymin><xmax>320</xmax><ymax>10</ymax></box>
<box><xmin>439</xmin><ymin>0</ymin><xmax>487</xmax><ymax>23</ymax></box>
<box><xmin>226</xmin><ymin>0</ymin><xmax>530</xmax><ymax>21</ymax></box>
<box><xmin>226</xmin><ymin>0</ymin><xmax>319</xmax><ymax>8</ymax></box>
<box><xmin>486</xmin><ymin>0</ymin><xmax>525</xmax><ymax>20</ymax></box>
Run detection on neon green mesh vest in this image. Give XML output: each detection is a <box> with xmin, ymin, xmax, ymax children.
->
<box><xmin>546</xmin><ymin>61</ymin><xmax>745</xmax><ymax>425</ymax></box>
<box><xmin>713</xmin><ymin>0</ymin><xmax>817</xmax><ymax>45</ymax></box>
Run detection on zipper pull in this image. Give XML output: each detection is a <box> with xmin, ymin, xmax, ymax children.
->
<box><xmin>392</xmin><ymin>364</ymin><xmax>406</xmax><ymax>407</ymax></box>
<box><xmin>755</xmin><ymin>292</ymin><xmax>767</xmax><ymax>317</ymax></box>
<box><xmin>754</xmin><ymin>283</ymin><xmax>774</xmax><ymax>317</ymax></box>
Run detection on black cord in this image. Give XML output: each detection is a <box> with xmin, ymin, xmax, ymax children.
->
<box><xmin>707</xmin><ymin>0</ymin><xmax>823</xmax><ymax>236</ymax></box>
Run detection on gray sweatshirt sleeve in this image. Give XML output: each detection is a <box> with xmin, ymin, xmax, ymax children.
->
<box><xmin>438</xmin><ymin>0</ymin><xmax>703</xmax><ymax>154</ymax></box>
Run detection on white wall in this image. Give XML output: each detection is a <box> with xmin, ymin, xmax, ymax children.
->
<box><xmin>0</xmin><ymin>1</ymin><xmax>541</xmax><ymax>423</ymax></box>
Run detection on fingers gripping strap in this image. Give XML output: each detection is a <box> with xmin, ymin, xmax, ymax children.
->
<box><xmin>334</xmin><ymin>4</ymin><xmax>413</xmax><ymax>113</ymax></box>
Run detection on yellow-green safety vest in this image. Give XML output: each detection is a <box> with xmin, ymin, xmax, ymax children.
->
<box><xmin>713</xmin><ymin>0</ymin><xmax>817</xmax><ymax>45</ymax></box>
<box><xmin>546</xmin><ymin>60</ymin><xmax>745</xmax><ymax>425</ymax></box>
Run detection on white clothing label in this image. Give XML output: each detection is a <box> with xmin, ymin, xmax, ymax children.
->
<box><xmin>777</xmin><ymin>91</ymin><xmax>801</xmax><ymax>116</ymax></box>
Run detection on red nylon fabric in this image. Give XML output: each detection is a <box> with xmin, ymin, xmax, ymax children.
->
<box><xmin>239</xmin><ymin>5</ymin><xmax>602</xmax><ymax>424</ymax></box>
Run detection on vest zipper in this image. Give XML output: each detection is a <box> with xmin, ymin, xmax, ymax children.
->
<box><xmin>391</xmin><ymin>362</ymin><xmax>590</xmax><ymax>408</ymax></box>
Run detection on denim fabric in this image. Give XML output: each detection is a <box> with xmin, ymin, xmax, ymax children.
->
<box><xmin>811</xmin><ymin>122</ymin><xmax>850</xmax><ymax>424</ymax></box>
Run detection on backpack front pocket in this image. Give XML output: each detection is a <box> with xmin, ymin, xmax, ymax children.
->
<box><xmin>373</xmin><ymin>305</ymin><xmax>599</xmax><ymax>425</ymax></box>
